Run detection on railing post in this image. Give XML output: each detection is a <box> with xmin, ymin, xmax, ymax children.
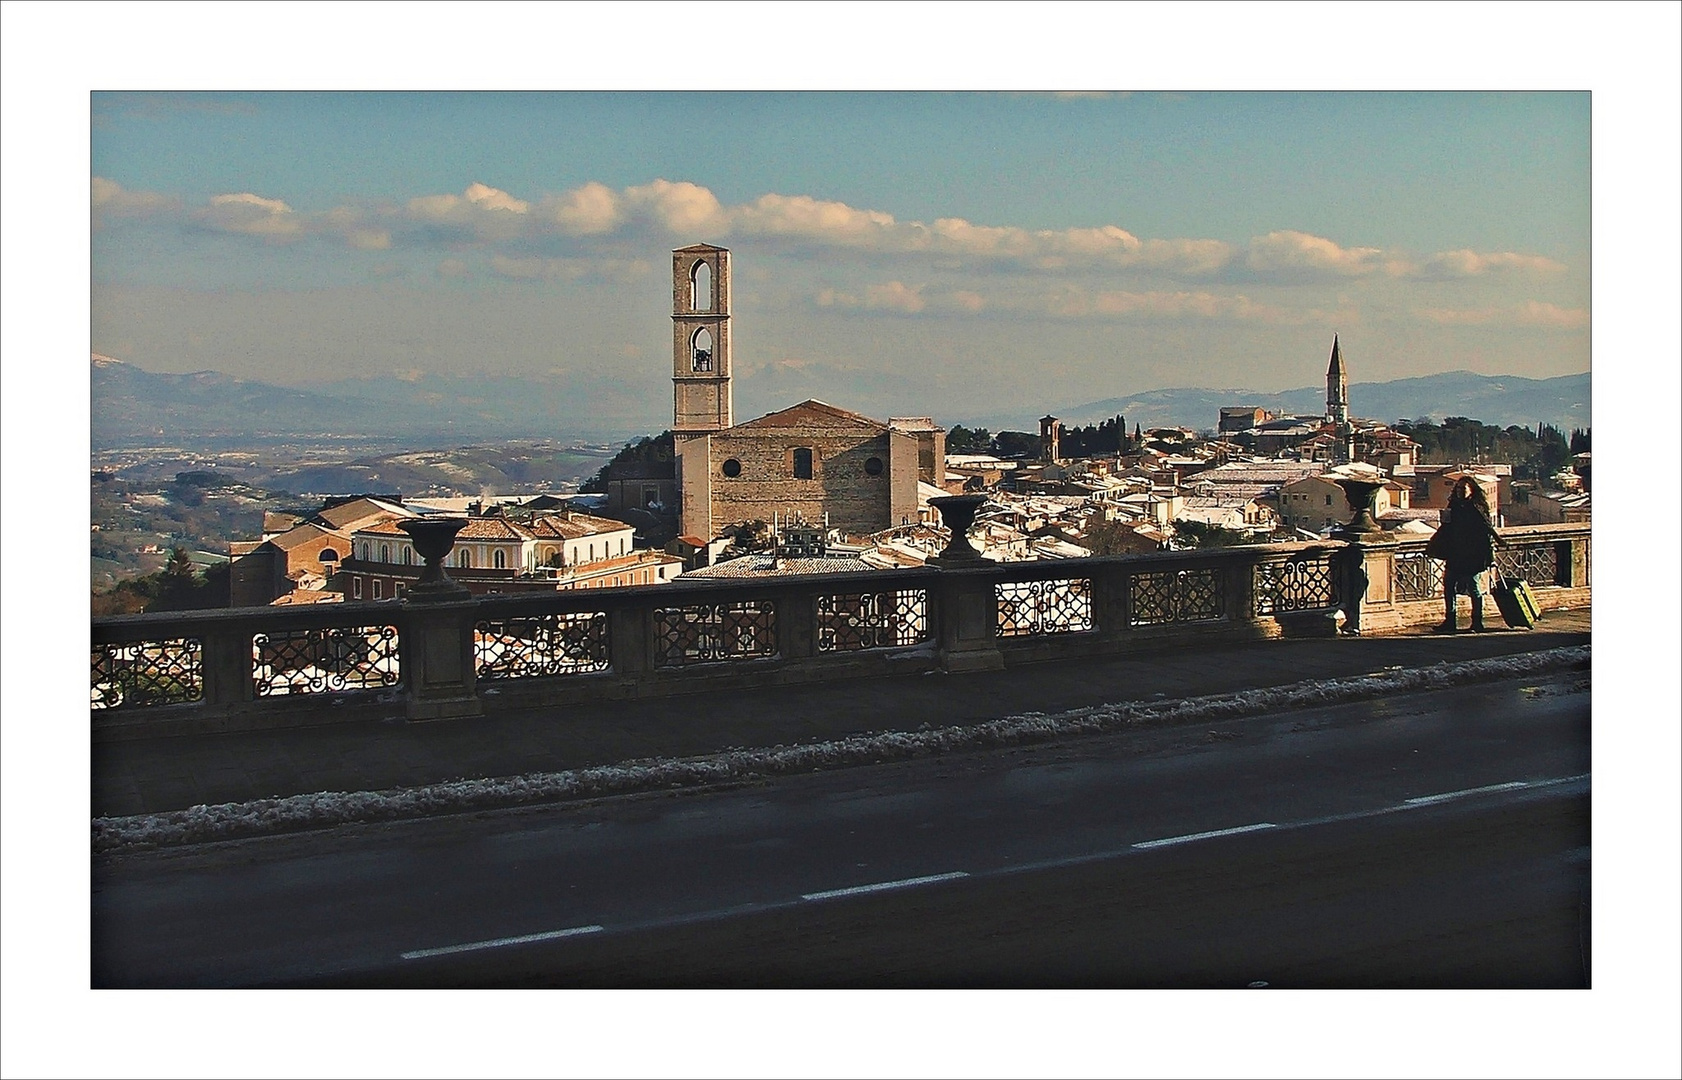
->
<box><xmin>1093</xmin><ymin>560</ymin><xmax>1129</xmax><ymax>638</ymax></box>
<box><xmin>932</xmin><ymin>565</ymin><xmax>1005</xmax><ymax>673</ymax></box>
<box><xmin>778</xmin><ymin>585</ymin><xmax>817</xmax><ymax>661</ymax></box>
<box><xmin>200</xmin><ymin>620</ymin><xmax>254</xmax><ymax>709</ymax></box>
<box><xmin>400</xmin><ymin>596</ymin><xmax>482</xmax><ymax>721</ymax></box>
<box><xmin>1226</xmin><ymin>552</ymin><xmax>1256</xmax><ymax>624</ymax></box>
<box><xmin>609</xmin><ymin>604</ymin><xmax>651</xmax><ymax>676</ymax></box>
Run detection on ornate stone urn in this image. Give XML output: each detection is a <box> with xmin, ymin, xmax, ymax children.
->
<box><xmin>1331</xmin><ymin>477</ymin><xmax>1386</xmax><ymax>539</ymax></box>
<box><xmin>399</xmin><ymin>517</ymin><xmax>471</xmax><ymax>599</ymax></box>
<box><xmin>928</xmin><ymin>494</ymin><xmax>989</xmax><ymax>563</ymax></box>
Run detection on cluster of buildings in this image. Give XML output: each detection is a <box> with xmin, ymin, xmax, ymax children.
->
<box><xmin>228</xmin><ymin>243</ymin><xmax>1585</xmax><ymax>606</ymax></box>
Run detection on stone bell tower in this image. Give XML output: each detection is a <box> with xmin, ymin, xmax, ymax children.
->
<box><xmin>672</xmin><ymin>244</ymin><xmax>733</xmax><ymax>439</ymax></box>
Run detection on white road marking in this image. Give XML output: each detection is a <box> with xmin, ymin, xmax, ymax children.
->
<box><xmin>1132</xmin><ymin>822</ymin><xmax>1276</xmax><ymax>850</ymax></box>
<box><xmin>400</xmin><ymin>924</ymin><xmax>603</xmax><ymax>960</ymax></box>
<box><xmin>802</xmin><ymin>871</ymin><xmax>969</xmax><ymax>901</ymax></box>
<box><xmin>1402</xmin><ymin>781</ymin><xmax>1529</xmax><ymax>807</ymax></box>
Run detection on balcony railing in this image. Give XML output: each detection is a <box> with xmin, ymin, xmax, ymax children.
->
<box><xmin>90</xmin><ymin>523</ymin><xmax>1590</xmax><ymax>738</ymax></box>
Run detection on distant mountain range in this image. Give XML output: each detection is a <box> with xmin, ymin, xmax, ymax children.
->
<box><xmin>91</xmin><ymin>355</ymin><xmax>662</xmax><ymax>449</ymax></box>
<box><xmin>92</xmin><ymin>355</ymin><xmax>1590</xmax><ymax>450</ymax></box>
<box><xmin>1047</xmin><ymin>370</ymin><xmax>1590</xmax><ymax>434</ymax></box>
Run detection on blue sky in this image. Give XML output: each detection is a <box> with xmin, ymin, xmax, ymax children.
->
<box><xmin>91</xmin><ymin>90</ymin><xmax>1591</xmax><ymax>429</ymax></box>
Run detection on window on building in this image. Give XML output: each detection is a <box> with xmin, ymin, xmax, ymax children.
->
<box><xmin>865</xmin><ymin>456</ymin><xmax>885</xmax><ymax>476</ymax></box>
<box><xmin>320</xmin><ymin>548</ymin><xmax>338</xmax><ymax>564</ymax></box>
<box><xmin>692</xmin><ymin>327</ymin><xmax>713</xmax><ymax>371</ymax></box>
<box><xmin>493</xmin><ymin>549</ymin><xmax>506</xmax><ymax>569</ymax></box>
<box><xmin>373</xmin><ymin>580</ymin><xmax>382</xmax><ymax>600</ymax></box>
<box><xmin>353</xmin><ymin>577</ymin><xmax>363</xmax><ymax>599</ymax></box>
<box><xmin>1325</xmin><ymin>494</ymin><xmax>1333</xmax><ymax>506</ymax></box>
<box><xmin>619</xmin><ymin>537</ymin><xmax>626</xmax><ymax>555</ymax></box>
<box><xmin>691</xmin><ymin>260</ymin><xmax>712</xmax><ymax>311</ymax></box>
<box><xmin>359</xmin><ymin>543</ymin><xmax>370</xmax><ymax>560</ymax></box>
<box><xmin>722</xmin><ymin>458</ymin><xmax>742</xmax><ymax>478</ymax></box>
<box><xmin>395</xmin><ymin>582</ymin><xmax>405</xmax><ymax>597</ymax></box>
<box><xmin>380</xmin><ymin>543</ymin><xmax>390</xmax><ymax>563</ymax></box>
<box><xmin>402</xmin><ymin>546</ymin><xmax>412</xmax><ymax>565</ymax></box>
<box><xmin>793</xmin><ymin>447</ymin><xmax>814</xmax><ymax>480</ymax></box>
<box><xmin>459</xmin><ymin>548</ymin><xmax>472</xmax><ymax>568</ymax></box>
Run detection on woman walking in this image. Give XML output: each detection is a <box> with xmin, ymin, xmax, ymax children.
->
<box><xmin>1429</xmin><ymin>476</ymin><xmax>1501</xmax><ymax>633</ymax></box>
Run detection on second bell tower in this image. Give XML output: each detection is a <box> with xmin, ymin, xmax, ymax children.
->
<box><xmin>672</xmin><ymin>244</ymin><xmax>733</xmax><ymax>438</ymax></box>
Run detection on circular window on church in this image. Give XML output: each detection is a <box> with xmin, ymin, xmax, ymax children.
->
<box><xmin>864</xmin><ymin>456</ymin><xmax>885</xmax><ymax>476</ymax></box>
<box><xmin>722</xmin><ymin>458</ymin><xmax>742</xmax><ymax>478</ymax></box>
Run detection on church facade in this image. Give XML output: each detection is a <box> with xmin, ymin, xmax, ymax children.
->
<box><xmin>667</xmin><ymin>244</ymin><xmax>940</xmax><ymax>541</ymax></box>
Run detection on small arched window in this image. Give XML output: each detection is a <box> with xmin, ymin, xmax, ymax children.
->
<box><xmin>493</xmin><ymin>549</ymin><xmax>506</xmax><ymax>569</ymax></box>
<box><xmin>458</xmin><ymin>548</ymin><xmax>472</xmax><ymax>568</ymax></box>
<box><xmin>691</xmin><ymin>260</ymin><xmax>712</xmax><ymax>312</ymax></box>
<box><xmin>380</xmin><ymin>543</ymin><xmax>390</xmax><ymax>563</ymax></box>
<box><xmin>401</xmin><ymin>546</ymin><xmax>412</xmax><ymax>565</ymax></box>
<box><xmin>793</xmin><ymin>447</ymin><xmax>814</xmax><ymax>480</ymax></box>
<box><xmin>359</xmin><ymin>542</ymin><xmax>370</xmax><ymax>561</ymax></box>
<box><xmin>319</xmin><ymin>548</ymin><xmax>338</xmax><ymax>563</ymax></box>
<box><xmin>692</xmin><ymin>327</ymin><xmax>713</xmax><ymax>372</ymax></box>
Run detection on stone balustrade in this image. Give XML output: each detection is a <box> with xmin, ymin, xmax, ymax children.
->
<box><xmin>90</xmin><ymin>523</ymin><xmax>1590</xmax><ymax>740</ymax></box>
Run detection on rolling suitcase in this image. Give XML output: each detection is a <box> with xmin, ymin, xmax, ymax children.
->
<box><xmin>1491</xmin><ymin>576</ymin><xmax>1540</xmax><ymax>629</ymax></box>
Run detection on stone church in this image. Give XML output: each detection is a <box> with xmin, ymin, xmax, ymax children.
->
<box><xmin>667</xmin><ymin>244</ymin><xmax>943</xmax><ymax>541</ymax></box>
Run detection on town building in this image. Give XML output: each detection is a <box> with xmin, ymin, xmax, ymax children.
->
<box><xmin>339</xmin><ymin>510</ymin><xmax>681</xmax><ymax>599</ymax></box>
<box><xmin>668</xmin><ymin>244</ymin><xmax>941</xmax><ymax>542</ymax></box>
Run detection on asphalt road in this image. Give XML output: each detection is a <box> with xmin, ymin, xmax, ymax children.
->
<box><xmin>92</xmin><ymin>669</ymin><xmax>1591</xmax><ymax>988</ymax></box>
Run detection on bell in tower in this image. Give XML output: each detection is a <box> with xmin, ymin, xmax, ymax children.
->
<box><xmin>671</xmin><ymin>244</ymin><xmax>733</xmax><ymax>439</ymax></box>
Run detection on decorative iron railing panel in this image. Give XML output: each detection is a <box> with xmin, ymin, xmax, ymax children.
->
<box><xmin>91</xmin><ymin>638</ymin><xmax>203</xmax><ymax>710</ymax></box>
<box><xmin>1494</xmin><ymin>544</ymin><xmax>1559</xmax><ymax>586</ymax></box>
<box><xmin>253</xmin><ymin>625</ymin><xmax>401</xmax><ymax>696</ymax></box>
<box><xmin>653</xmin><ymin>601</ymin><xmax>777</xmax><ymax>667</ymax></box>
<box><xmin>996</xmin><ymin>578</ymin><xmax>1094</xmax><ymax>637</ymax></box>
<box><xmin>1254</xmin><ymin>557</ymin><xmax>1338</xmax><ymax>614</ymax></box>
<box><xmin>1129</xmin><ymin>568</ymin><xmax>1225</xmax><ymax>626</ymax></box>
<box><xmin>1393</xmin><ymin>551</ymin><xmax>1444</xmax><ymax>601</ymax></box>
<box><xmin>816</xmin><ymin>590</ymin><xmax>930</xmax><ymax>652</ymax></box>
<box><xmin>475</xmin><ymin>612</ymin><xmax>610</xmax><ymax>680</ymax></box>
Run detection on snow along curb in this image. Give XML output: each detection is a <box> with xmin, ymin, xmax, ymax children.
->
<box><xmin>93</xmin><ymin>644</ymin><xmax>1590</xmax><ymax>854</ymax></box>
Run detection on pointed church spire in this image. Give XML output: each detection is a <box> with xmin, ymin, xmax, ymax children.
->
<box><xmin>1327</xmin><ymin>333</ymin><xmax>1344</xmax><ymax>379</ymax></box>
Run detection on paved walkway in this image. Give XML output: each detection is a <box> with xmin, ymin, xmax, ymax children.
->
<box><xmin>92</xmin><ymin>610</ymin><xmax>1591</xmax><ymax>818</ymax></box>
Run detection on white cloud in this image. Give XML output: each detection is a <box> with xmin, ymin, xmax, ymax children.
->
<box><xmin>1246</xmin><ymin>230</ymin><xmax>1397</xmax><ymax>277</ymax></box>
<box><xmin>540</xmin><ymin>181</ymin><xmax>622</xmax><ymax>235</ymax></box>
<box><xmin>1421</xmin><ymin>248</ymin><xmax>1567</xmax><ymax>277</ymax></box>
<box><xmin>622</xmin><ymin>179</ymin><xmax>728</xmax><ymax>235</ymax></box>
<box><xmin>197</xmin><ymin>192</ymin><xmax>303</xmax><ymax>239</ymax></box>
<box><xmin>463</xmin><ymin>181</ymin><xmax>528</xmax><ymax>214</ymax></box>
<box><xmin>90</xmin><ymin>177</ymin><xmax>174</xmax><ymax>223</ymax></box>
<box><xmin>1414</xmin><ymin>301</ymin><xmax>1588</xmax><ymax>329</ymax></box>
<box><xmin>407</xmin><ymin>182</ymin><xmax>530</xmax><ymax>240</ymax></box>
<box><xmin>735</xmin><ymin>192</ymin><xmax>897</xmax><ymax>245</ymax></box>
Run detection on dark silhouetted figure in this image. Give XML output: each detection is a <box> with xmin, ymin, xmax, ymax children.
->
<box><xmin>1430</xmin><ymin>477</ymin><xmax>1500</xmax><ymax>633</ymax></box>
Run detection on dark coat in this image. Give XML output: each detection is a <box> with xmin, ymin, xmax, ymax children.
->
<box><xmin>1432</xmin><ymin>498</ymin><xmax>1498</xmax><ymax>573</ymax></box>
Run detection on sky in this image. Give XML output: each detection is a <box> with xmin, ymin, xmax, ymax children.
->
<box><xmin>90</xmin><ymin>90</ymin><xmax>1591</xmax><ymax>428</ymax></box>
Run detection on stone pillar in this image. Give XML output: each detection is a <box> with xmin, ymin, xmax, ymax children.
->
<box><xmin>932</xmin><ymin>566</ymin><xmax>1005</xmax><ymax>673</ymax></box>
<box><xmin>200</xmin><ymin>620</ymin><xmax>256</xmax><ymax>709</ymax></box>
<box><xmin>401</xmin><ymin>597</ymin><xmax>482</xmax><ymax>721</ymax></box>
<box><xmin>926</xmin><ymin>494</ymin><xmax>1004</xmax><ymax>672</ymax></box>
<box><xmin>398</xmin><ymin>518</ymin><xmax>481</xmax><ymax>721</ymax></box>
